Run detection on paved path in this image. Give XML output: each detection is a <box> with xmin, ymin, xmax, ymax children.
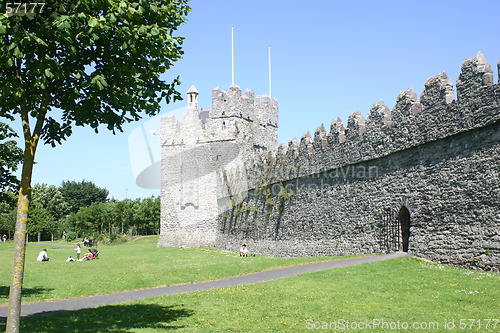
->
<box><xmin>0</xmin><ymin>252</ymin><xmax>408</xmax><ymax>319</ymax></box>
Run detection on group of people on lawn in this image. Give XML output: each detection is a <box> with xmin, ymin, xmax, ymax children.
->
<box><xmin>67</xmin><ymin>243</ymin><xmax>99</xmax><ymax>261</ymax></box>
<box><xmin>37</xmin><ymin>243</ymin><xmax>98</xmax><ymax>262</ymax></box>
<box><xmin>38</xmin><ymin>242</ymin><xmax>250</xmax><ymax>261</ymax></box>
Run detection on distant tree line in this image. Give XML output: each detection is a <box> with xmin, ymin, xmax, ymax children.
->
<box><xmin>0</xmin><ymin>180</ymin><xmax>160</xmax><ymax>243</ymax></box>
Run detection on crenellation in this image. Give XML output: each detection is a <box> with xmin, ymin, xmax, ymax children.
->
<box><xmin>456</xmin><ymin>52</ymin><xmax>494</xmax><ymax>102</ymax></box>
<box><xmin>277</xmin><ymin>142</ymin><xmax>288</xmax><ymax>156</ymax></box>
<box><xmin>229</xmin><ymin>84</ymin><xmax>242</xmax><ymax>96</ymax></box>
<box><xmin>363</xmin><ymin>101</ymin><xmax>393</xmax><ymax>157</ymax></box>
<box><xmin>299</xmin><ymin>131</ymin><xmax>313</xmax><ymax>154</ymax></box>
<box><xmin>392</xmin><ymin>88</ymin><xmax>421</xmax><ymax>125</ymax></box>
<box><xmin>287</xmin><ymin>137</ymin><xmax>299</xmax><ymax>155</ymax></box>
<box><xmin>210</xmin><ymin>87</ymin><xmax>226</xmax><ymax>117</ymax></box>
<box><xmin>345</xmin><ymin>110</ymin><xmax>366</xmax><ymax>142</ymax></box>
<box><xmin>366</xmin><ymin>101</ymin><xmax>391</xmax><ymax>130</ymax></box>
<box><xmin>327</xmin><ymin>118</ymin><xmax>346</xmax><ymax>145</ymax></box>
<box><xmin>244</xmin><ymin>88</ymin><xmax>255</xmax><ymax>101</ymax></box>
<box><xmin>390</xmin><ymin>88</ymin><xmax>422</xmax><ymax>147</ymax></box>
<box><xmin>275</xmin><ymin>142</ymin><xmax>288</xmax><ymax>178</ymax></box>
<box><xmin>313</xmin><ymin>124</ymin><xmax>329</xmax><ymax>150</ymax></box>
<box><xmin>270</xmin><ymin>99</ymin><xmax>279</xmax><ymax>127</ymax></box>
<box><xmin>420</xmin><ymin>72</ymin><xmax>455</xmax><ymax>111</ymax></box>
<box><xmin>218</xmin><ymin>54</ymin><xmax>498</xmax><ymax>193</ymax></box>
<box><xmin>255</xmin><ymin>94</ymin><xmax>270</xmax><ymax>108</ymax></box>
<box><xmin>285</xmin><ymin>138</ymin><xmax>299</xmax><ymax>178</ymax></box>
<box><xmin>298</xmin><ymin>131</ymin><xmax>315</xmax><ymax>177</ymax></box>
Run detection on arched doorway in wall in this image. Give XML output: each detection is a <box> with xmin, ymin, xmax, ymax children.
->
<box><xmin>398</xmin><ymin>206</ymin><xmax>410</xmax><ymax>252</ymax></box>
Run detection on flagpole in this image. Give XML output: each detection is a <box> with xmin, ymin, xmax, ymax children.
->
<box><xmin>268</xmin><ymin>46</ymin><xmax>272</xmax><ymax>98</ymax></box>
<box><xmin>231</xmin><ymin>26</ymin><xmax>235</xmax><ymax>85</ymax></box>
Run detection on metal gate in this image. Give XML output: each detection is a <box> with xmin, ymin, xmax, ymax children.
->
<box><xmin>379</xmin><ymin>208</ymin><xmax>401</xmax><ymax>253</ymax></box>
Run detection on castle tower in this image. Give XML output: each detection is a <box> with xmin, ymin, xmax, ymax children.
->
<box><xmin>158</xmin><ymin>85</ymin><xmax>279</xmax><ymax>248</ymax></box>
<box><xmin>187</xmin><ymin>85</ymin><xmax>199</xmax><ymax>111</ymax></box>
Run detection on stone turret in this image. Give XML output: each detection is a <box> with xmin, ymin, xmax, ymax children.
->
<box><xmin>187</xmin><ymin>85</ymin><xmax>199</xmax><ymax>111</ymax></box>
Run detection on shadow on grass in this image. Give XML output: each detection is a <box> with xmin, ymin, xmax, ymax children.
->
<box><xmin>1</xmin><ymin>303</ymin><xmax>194</xmax><ymax>332</ymax></box>
<box><xmin>0</xmin><ymin>286</ymin><xmax>54</xmax><ymax>299</ymax></box>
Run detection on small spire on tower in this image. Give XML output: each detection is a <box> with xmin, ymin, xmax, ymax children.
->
<box><xmin>187</xmin><ymin>85</ymin><xmax>199</xmax><ymax>111</ymax></box>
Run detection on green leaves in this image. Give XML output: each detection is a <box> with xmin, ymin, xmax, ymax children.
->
<box><xmin>0</xmin><ymin>0</ymin><xmax>190</xmax><ymax>148</ymax></box>
<box><xmin>60</xmin><ymin>180</ymin><xmax>109</xmax><ymax>214</ymax></box>
<box><xmin>44</xmin><ymin>68</ymin><xmax>54</xmax><ymax>78</ymax></box>
<box><xmin>67</xmin><ymin>196</ymin><xmax>161</xmax><ymax>237</ymax></box>
<box><xmin>0</xmin><ymin>123</ymin><xmax>22</xmax><ymax>193</ymax></box>
<box><xmin>88</xmin><ymin>16</ymin><xmax>98</xmax><ymax>27</ymax></box>
<box><xmin>90</xmin><ymin>74</ymin><xmax>108</xmax><ymax>90</ymax></box>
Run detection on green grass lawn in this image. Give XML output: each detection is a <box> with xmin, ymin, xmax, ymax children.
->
<box><xmin>0</xmin><ymin>236</ymin><xmax>365</xmax><ymax>304</ymax></box>
<box><xmin>2</xmin><ymin>256</ymin><xmax>498</xmax><ymax>332</ymax></box>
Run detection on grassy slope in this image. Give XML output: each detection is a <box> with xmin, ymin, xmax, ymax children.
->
<box><xmin>0</xmin><ymin>236</ymin><xmax>365</xmax><ymax>304</ymax></box>
<box><xmin>5</xmin><ymin>257</ymin><xmax>498</xmax><ymax>333</ymax></box>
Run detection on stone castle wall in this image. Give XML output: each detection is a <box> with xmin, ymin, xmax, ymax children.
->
<box><xmin>214</xmin><ymin>53</ymin><xmax>500</xmax><ymax>270</ymax></box>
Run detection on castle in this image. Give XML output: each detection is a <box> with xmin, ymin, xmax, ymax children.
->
<box><xmin>159</xmin><ymin>53</ymin><xmax>499</xmax><ymax>271</ymax></box>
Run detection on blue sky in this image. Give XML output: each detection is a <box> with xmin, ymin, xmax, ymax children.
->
<box><xmin>17</xmin><ymin>0</ymin><xmax>500</xmax><ymax>200</ymax></box>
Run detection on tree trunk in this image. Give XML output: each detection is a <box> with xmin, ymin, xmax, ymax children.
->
<box><xmin>6</xmin><ymin>138</ymin><xmax>37</xmax><ymax>333</ymax></box>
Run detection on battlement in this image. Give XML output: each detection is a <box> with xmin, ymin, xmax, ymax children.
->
<box><xmin>210</xmin><ymin>85</ymin><xmax>278</xmax><ymax>128</ymax></box>
<box><xmin>161</xmin><ymin>85</ymin><xmax>278</xmax><ymax>152</ymax></box>
<box><xmin>229</xmin><ymin>52</ymin><xmax>500</xmax><ymax>189</ymax></box>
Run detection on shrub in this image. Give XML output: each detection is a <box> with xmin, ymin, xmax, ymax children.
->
<box><xmin>66</xmin><ymin>232</ymin><xmax>77</xmax><ymax>242</ymax></box>
<box><xmin>108</xmin><ymin>233</ymin><xmax>126</xmax><ymax>244</ymax></box>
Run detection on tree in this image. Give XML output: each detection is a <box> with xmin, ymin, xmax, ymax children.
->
<box><xmin>0</xmin><ymin>122</ymin><xmax>23</xmax><ymax>201</ymax></box>
<box><xmin>0</xmin><ymin>1</ymin><xmax>190</xmax><ymax>330</ymax></box>
<box><xmin>65</xmin><ymin>196</ymin><xmax>161</xmax><ymax>240</ymax></box>
<box><xmin>67</xmin><ymin>205</ymin><xmax>97</xmax><ymax>236</ymax></box>
<box><xmin>60</xmin><ymin>180</ymin><xmax>108</xmax><ymax>213</ymax></box>
<box><xmin>32</xmin><ymin>183</ymin><xmax>70</xmax><ymax>220</ymax></box>
<box><xmin>30</xmin><ymin>183</ymin><xmax>69</xmax><ymax>241</ymax></box>
<box><xmin>26</xmin><ymin>201</ymin><xmax>58</xmax><ymax>242</ymax></box>
<box><xmin>114</xmin><ymin>198</ymin><xmax>137</xmax><ymax>234</ymax></box>
<box><xmin>135</xmin><ymin>196</ymin><xmax>161</xmax><ymax>235</ymax></box>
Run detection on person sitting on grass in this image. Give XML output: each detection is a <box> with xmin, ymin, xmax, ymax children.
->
<box><xmin>37</xmin><ymin>249</ymin><xmax>49</xmax><ymax>262</ymax></box>
<box><xmin>89</xmin><ymin>248</ymin><xmax>99</xmax><ymax>258</ymax></box>
<box><xmin>66</xmin><ymin>255</ymin><xmax>75</xmax><ymax>262</ymax></box>
<box><xmin>80</xmin><ymin>250</ymin><xmax>94</xmax><ymax>261</ymax></box>
<box><xmin>240</xmin><ymin>244</ymin><xmax>249</xmax><ymax>257</ymax></box>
